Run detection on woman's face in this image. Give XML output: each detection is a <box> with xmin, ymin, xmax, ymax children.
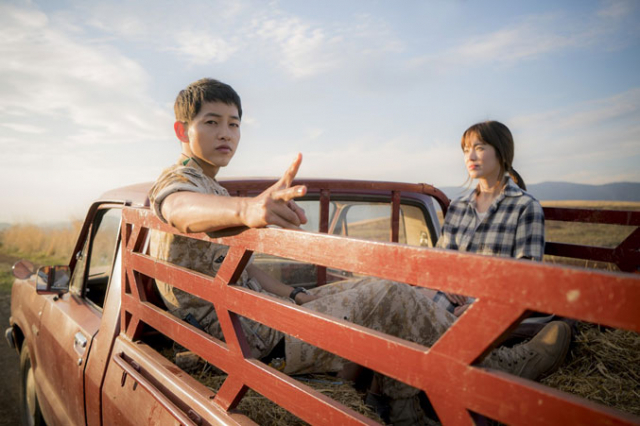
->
<box><xmin>463</xmin><ymin>134</ymin><xmax>501</xmax><ymax>182</ymax></box>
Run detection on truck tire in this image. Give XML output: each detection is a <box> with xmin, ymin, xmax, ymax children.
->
<box><xmin>19</xmin><ymin>344</ymin><xmax>44</xmax><ymax>426</ymax></box>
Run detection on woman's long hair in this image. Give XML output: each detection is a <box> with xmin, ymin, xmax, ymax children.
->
<box><xmin>461</xmin><ymin>120</ymin><xmax>527</xmax><ymax>190</ymax></box>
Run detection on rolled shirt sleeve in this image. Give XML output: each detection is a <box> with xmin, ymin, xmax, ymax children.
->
<box><xmin>148</xmin><ymin>166</ymin><xmax>208</xmax><ymax>223</ymax></box>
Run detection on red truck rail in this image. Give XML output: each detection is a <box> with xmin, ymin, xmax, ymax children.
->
<box><xmin>225</xmin><ymin>178</ymin><xmax>640</xmax><ymax>274</ymax></box>
<box><xmin>543</xmin><ymin>207</ymin><xmax>640</xmax><ymax>273</ymax></box>
<box><xmin>119</xmin><ymin>206</ymin><xmax>640</xmax><ymax>425</ymax></box>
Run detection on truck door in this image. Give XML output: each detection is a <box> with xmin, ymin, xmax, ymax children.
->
<box><xmin>35</xmin><ymin>207</ymin><xmax>121</xmax><ymax>425</ymax></box>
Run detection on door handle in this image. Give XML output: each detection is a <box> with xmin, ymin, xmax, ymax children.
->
<box><xmin>75</xmin><ymin>332</ymin><xmax>88</xmax><ymax>348</ymax></box>
<box><xmin>74</xmin><ymin>332</ymin><xmax>88</xmax><ymax>364</ymax></box>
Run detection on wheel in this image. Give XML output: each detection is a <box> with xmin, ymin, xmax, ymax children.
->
<box><xmin>19</xmin><ymin>344</ymin><xmax>44</xmax><ymax>426</ymax></box>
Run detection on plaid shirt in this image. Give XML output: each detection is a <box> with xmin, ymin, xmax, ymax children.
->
<box><xmin>432</xmin><ymin>178</ymin><xmax>545</xmax><ymax>313</ymax></box>
<box><xmin>437</xmin><ymin>178</ymin><xmax>545</xmax><ymax>260</ymax></box>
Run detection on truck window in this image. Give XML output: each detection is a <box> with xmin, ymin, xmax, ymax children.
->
<box><xmin>69</xmin><ymin>208</ymin><xmax>121</xmax><ymax>308</ymax></box>
<box><xmin>295</xmin><ymin>199</ymin><xmax>336</xmax><ymax>232</ymax></box>
<box><xmin>332</xmin><ymin>202</ymin><xmax>433</xmax><ymax>247</ymax></box>
<box><xmin>402</xmin><ymin>204</ymin><xmax>434</xmax><ymax>247</ymax></box>
<box><xmin>253</xmin><ymin>200</ymin><xmax>434</xmax><ymax>286</ymax></box>
<box><xmin>333</xmin><ymin>202</ymin><xmax>391</xmax><ymax>241</ymax></box>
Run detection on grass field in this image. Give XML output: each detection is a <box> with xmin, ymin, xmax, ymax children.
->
<box><xmin>1</xmin><ymin>201</ymin><xmax>638</xmax><ymax>290</ymax></box>
<box><xmin>0</xmin><ymin>222</ymin><xmax>79</xmax><ymax>293</ymax></box>
<box><xmin>541</xmin><ymin>200</ymin><xmax>640</xmax><ymax>210</ymax></box>
<box><xmin>542</xmin><ymin>201</ymin><xmax>640</xmax><ymax>271</ymax></box>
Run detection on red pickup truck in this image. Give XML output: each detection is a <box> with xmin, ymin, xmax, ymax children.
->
<box><xmin>6</xmin><ymin>178</ymin><xmax>640</xmax><ymax>425</ymax></box>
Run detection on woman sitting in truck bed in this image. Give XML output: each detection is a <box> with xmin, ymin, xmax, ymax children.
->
<box><xmin>362</xmin><ymin>121</ymin><xmax>567</xmax><ymax>422</ymax></box>
<box><xmin>427</xmin><ymin>120</ymin><xmax>547</xmax><ymax>317</ymax></box>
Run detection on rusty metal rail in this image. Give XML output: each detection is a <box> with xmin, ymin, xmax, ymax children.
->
<box><xmin>222</xmin><ymin>178</ymin><xmax>449</xmax><ymax>286</ymax></box>
<box><xmin>543</xmin><ymin>207</ymin><xmax>640</xmax><ymax>272</ymax></box>
<box><xmin>224</xmin><ymin>179</ymin><xmax>640</xmax><ymax>273</ymax></box>
<box><xmin>121</xmin><ymin>207</ymin><xmax>640</xmax><ymax>425</ymax></box>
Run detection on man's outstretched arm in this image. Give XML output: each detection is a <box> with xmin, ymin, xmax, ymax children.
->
<box><xmin>161</xmin><ymin>154</ymin><xmax>308</xmax><ymax>233</ymax></box>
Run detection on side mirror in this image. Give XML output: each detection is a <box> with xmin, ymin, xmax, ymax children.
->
<box><xmin>36</xmin><ymin>265</ymin><xmax>71</xmax><ymax>294</ymax></box>
<box><xmin>12</xmin><ymin>260</ymin><xmax>35</xmax><ymax>280</ymax></box>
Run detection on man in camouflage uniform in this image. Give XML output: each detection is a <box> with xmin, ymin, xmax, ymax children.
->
<box><xmin>150</xmin><ymin>78</ymin><xmax>571</xmax><ymax>425</ymax></box>
<box><xmin>149</xmin><ymin>151</ymin><xmax>453</xmax><ymax>374</ymax></box>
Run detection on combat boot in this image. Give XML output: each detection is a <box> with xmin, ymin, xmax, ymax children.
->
<box><xmin>480</xmin><ymin>321</ymin><xmax>571</xmax><ymax>380</ymax></box>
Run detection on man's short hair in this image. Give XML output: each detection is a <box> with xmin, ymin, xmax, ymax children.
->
<box><xmin>174</xmin><ymin>78</ymin><xmax>242</xmax><ymax>124</ymax></box>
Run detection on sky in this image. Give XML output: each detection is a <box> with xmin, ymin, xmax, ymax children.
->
<box><xmin>1</xmin><ymin>0</ymin><xmax>639</xmax><ymax>223</ymax></box>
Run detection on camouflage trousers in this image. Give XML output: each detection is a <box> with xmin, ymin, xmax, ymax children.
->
<box><xmin>283</xmin><ymin>277</ymin><xmax>455</xmax><ymax>399</ymax></box>
<box><xmin>197</xmin><ymin>276</ymin><xmax>455</xmax><ymax>399</ymax></box>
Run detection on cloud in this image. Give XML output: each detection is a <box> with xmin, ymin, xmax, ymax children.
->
<box><xmin>411</xmin><ymin>5</ymin><xmax>635</xmax><ymax>74</ymax></box>
<box><xmin>252</xmin><ymin>16</ymin><xmax>338</xmax><ymax>78</ymax></box>
<box><xmin>228</xmin><ymin>132</ymin><xmax>465</xmax><ymax>188</ymax></box>
<box><xmin>167</xmin><ymin>31</ymin><xmax>238</xmax><ymax>65</ymax></box>
<box><xmin>57</xmin><ymin>1</ymin><xmax>403</xmax><ymax>80</ymax></box>
<box><xmin>304</xmin><ymin>141</ymin><xmax>464</xmax><ymax>186</ymax></box>
<box><xmin>60</xmin><ymin>1</ymin><xmax>252</xmax><ymax>67</ymax></box>
<box><xmin>0</xmin><ymin>3</ymin><xmax>170</xmax><ymax>147</ymax></box>
<box><xmin>304</xmin><ymin>127</ymin><xmax>325</xmax><ymax>140</ymax></box>
<box><xmin>511</xmin><ymin>88</ymin><xmax>640</xmax><ymax>131</ymax></box>
<box><xmin>0</xmin><ymin>123</ymin><xmax>46</xmax><ymax>134</ymax></box>
<box><xmin>511</xmin><ymin>88</ymin><xmax>640</xmax><ymax>184</ymax></box>
<box><xmin>83</xmin><ymin>11</ymin><xmax>149</xmax><ymax>39</ymax></box>
<box><xmin>248</xmin><ymin>11</ymin><xmax>403</xmax><ymax>79</ymax></box>
<box><xmin>0</xmin><ymin>2</ymin><xmax>175</xmax><ymax>223</ymax></box>
<box><xmin>450</xmin><ymin>17</ymin><xmax>577</xmax><ymax>64</ymax></box>
<box><xmin>597</xmin><ymin>0</ymin><xmax>638</xmax><ymax>19</ymax></box>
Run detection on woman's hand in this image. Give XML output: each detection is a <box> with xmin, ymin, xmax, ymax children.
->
<box><xmin>453</xmin><ymin>303</ymin><xmax>471</xmax><ymax>317</ymax></box>
<box><xmin>444</xmin><ymin>292</ymin><xmax>468</xmax><ymax>306</ymax></box>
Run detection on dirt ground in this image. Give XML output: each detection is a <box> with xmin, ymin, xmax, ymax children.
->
<box><xmin>0</xmin><ymin>294</ymin><xmax>21</xmax><ymax>424</ymax></box>
<box><xmin>0</xmin><ymin>253</ymin><xmax>22</xmax><ymax>425</ymax></box>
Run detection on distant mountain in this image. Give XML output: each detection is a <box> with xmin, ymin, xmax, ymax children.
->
<box><xmin>438</xmin><ymin>181</ymin><xmax>640</xmax><ymax>202</ymax></box>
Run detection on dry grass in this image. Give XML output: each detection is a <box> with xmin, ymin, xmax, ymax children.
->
<box><xmin>541</xmin><ymin>201</ymin><xmax>640</xmax><ymax>210</ymax></box>
<box><xmin>160</xmin><ymin>322</ymin><xmax>640</xmax><ymax>423</ymax></box>
<box><xmin>541</xmin><ymin>322</ymin><xmax>640</xmax><ymax>416</ymax></box>
<box><xmin>0</xmin><ymin>221</ymin><xmax>81</xmax><ymax>261</ymax></box>
<box><xmin>0</xmin><ymin>223</ymin><xmax>80</xmax><ymax>292</ymax></box>
<box><xmin>541</xmin><ymin>201</ymin><xmax>640</xmax><ymax>271</ymax></box>
<box><xmin>542</xmin><ymin>201</ymin><xmax>640</xmax><ymax>245</ymax></box>
<box><xmin>160</xmin><ymin>347</ymin><xmax>382</xmax><ymax>425</ymax></box>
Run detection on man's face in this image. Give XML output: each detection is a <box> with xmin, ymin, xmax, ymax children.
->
<box><xmin>185</xmin><ymin>101</ymin><xmax>241</xmax><ymax>173</ymax></box>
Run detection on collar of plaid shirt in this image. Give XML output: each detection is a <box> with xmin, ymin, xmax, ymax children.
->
<box><xmin>457</xmin><ymin>177</ymin><xmax>524</xmax><ymax>251</ymax></box>
<box><xmin>462</xmin><ymin>176</ymin><xmax>524</xmax><ymax>208</ymax></box>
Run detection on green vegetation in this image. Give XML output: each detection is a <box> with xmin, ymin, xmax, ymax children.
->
<box><xmin>0</xmin><ymin>253</ymin><xmax>19</xmax><ymax>294</ymax></box>
<box><xmin>0</xmin><ymin>252</ymin><xmax>71</xmax><ymax>294</ymax></box>
<box><xmin>0</xmin><ymin>223</ymin><xmax>78</xmax><ymax>294</ymax></box>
